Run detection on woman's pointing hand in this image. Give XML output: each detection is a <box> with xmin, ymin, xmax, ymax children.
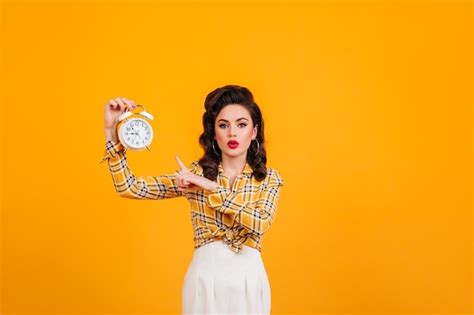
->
<box><xmin>175</xmin><ymin>155</ymin><xmax>219</xmax><ymax>192</ymax></box>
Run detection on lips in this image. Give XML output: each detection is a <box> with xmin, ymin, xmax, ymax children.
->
<box><xmin>227</xmin><ymin>140</ymin><xmax>239</xmax><ymax>148</ymax></box>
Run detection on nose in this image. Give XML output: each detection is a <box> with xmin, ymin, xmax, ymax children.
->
<box><xmin>228</xmin><ymin>125</ymin><xmax>237</xmax><ymax>137</ymax></box>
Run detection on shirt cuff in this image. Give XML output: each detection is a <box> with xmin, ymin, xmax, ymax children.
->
<box><xmin>99</xmin><ymin>140</ymin><xmax>126</xmax><ymax>164</ymax></box>
<box><xmin>206</xmin><ymin>185</ymin><xmax>231</xmax><ymax>209</ymax></box>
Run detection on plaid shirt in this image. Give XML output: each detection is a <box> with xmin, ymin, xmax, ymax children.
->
<box><xmin>100</xmin><ymin>140</ymin><xmax>284</xmax><ymax>254</ymax></box>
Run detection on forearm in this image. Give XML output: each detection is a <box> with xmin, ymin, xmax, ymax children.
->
<box><xmin>205</xmin><ymin>172</ymin><xmax>284</xmax><ymax>235</ymax></box>
<box><xmin>101</xmin><ymin>140</ymin><xmax>184</xmax><ymax>200</ymax></box>
<box><xmin>104</xmin><ymin>128</ymin><xmax>118</xmax><ymax>142</ymax></box>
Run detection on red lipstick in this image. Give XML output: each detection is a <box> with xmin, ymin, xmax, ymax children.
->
<box><xmin>227</xmin><ymin>140</ymin><xmax>239</xmax><ymax>149</ymax></box>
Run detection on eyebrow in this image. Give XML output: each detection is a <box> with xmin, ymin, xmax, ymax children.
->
<box><xmin>217</xmin><ymin>117</ymin><xmax>249</xmax><ymax>123</ymax></box>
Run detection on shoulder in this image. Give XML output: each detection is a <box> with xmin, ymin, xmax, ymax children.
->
<box><xmin>264</xmin><ymin>167</ymin><xmax>284</xmax><ymax>186</ymax></box>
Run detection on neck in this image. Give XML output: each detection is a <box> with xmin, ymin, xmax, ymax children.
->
<box><xmin>220</xmin><ymin>154</ymin><xmax>247</xmax><ymax>177</ymax></box>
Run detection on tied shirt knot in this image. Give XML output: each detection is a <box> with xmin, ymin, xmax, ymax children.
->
<box><xmin>212</xmin><ymin>226</ymin><xmax>249</xmax><ymax>254</ymax></box>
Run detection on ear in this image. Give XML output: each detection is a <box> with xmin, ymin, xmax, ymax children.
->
<box><xmin>252</xmin><ymin>124</ymin><xmax>258</xmax><ymax>140</ymax></box>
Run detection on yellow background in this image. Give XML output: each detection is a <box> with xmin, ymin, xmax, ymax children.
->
<box><xmin>1</xmin><ymin>0</ymin><xmax>472</xmax><ymax>314</ymax></box>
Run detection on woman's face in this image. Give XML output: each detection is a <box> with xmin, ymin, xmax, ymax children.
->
<box><xmin>214</xmin><ymin>104</ymin><xmax>257</xmax><ymax>159</ymax></box>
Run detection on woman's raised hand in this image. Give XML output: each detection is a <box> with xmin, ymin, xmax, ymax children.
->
<box><xmin>175</xmin><ymin>155</ymin><xmax>219</xmax><ymax>192</ymax></box>
<box><xmin>104</xmin><ymin>97</ymin><xmax>138</xmax><ymax>130</ymax></box>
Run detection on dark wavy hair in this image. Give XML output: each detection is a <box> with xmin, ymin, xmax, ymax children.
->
<box><xmin>198</xmin><ymin>84</ymin><xmax>267</xmax><ymax>181</ymax></box>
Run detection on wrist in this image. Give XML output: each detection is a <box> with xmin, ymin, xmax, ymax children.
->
<box><xmin>207</xmin><ymin>181</ymin><xmax>219</xmax><ymax>191</ymax></box>
<box><xmin>104</xmin><ymin>128</ymin><xmax>118</xmax><ymax>142</ymax></box>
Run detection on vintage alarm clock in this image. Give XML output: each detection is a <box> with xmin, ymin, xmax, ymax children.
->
<box><xmin>117</xmin><ymin>104</ymin><xmax>154</xmax><ymax>151</ymax></box>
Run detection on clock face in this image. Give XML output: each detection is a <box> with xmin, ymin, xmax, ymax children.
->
<box><xmin>119</xmin><ymin>118</ymin><xmax>153</xmax><ymax>149</ymax></box>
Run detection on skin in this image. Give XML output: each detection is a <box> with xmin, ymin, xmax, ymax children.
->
<box><xmin>103</xmin><ymin>97</ymin><xmax>257</xmax><ymax>193</ymax></box>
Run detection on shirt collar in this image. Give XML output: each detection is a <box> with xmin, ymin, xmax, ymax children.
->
<box><xmin>218</xmin><ymin>162</ymin><xmax>253</xmax><ymax>175</ymax></box>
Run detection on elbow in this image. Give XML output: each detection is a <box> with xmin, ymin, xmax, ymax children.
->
<box><xmin>115</xmin><ymin>186</ymin><xmax>142</xmax><ymax>199</ymax></box>
<box><xmin>116</xmin><ymin>189</ymin><xmax>136</xmax><ymax>199</ymax></box>
<box><xmin>255</xmin><ymin>219</ymin><xmax>272</xmax><ymax>236</ymax></box>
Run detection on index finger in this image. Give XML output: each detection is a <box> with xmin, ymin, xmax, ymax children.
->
<box><xmin>175</xmin><ymin>154</ymin><xmax>188</xmax><ymax>171</ymax></box>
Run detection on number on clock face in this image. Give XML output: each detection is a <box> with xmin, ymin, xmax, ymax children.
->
<box><xmin>121</xmin><ymin>118</ymin><xmax>153</xmax><ymax>148</ymax></box>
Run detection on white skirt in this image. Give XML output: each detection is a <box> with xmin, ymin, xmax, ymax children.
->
<box><xmin>182</xmin><ymin>240</ymin><xmax>271</xmax><ymax>314</ymax></box>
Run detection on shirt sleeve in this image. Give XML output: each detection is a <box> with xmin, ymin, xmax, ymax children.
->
<box><xmin>206</xmin><ymin>169</ymin><xmax>284</xmax><ymax>236</ymax></box>
<box><xmin>99</xmin><ymin>140</ymin><xmax>195</xmax><ymax>200</ymax></box>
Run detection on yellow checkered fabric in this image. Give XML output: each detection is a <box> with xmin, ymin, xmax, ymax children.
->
<box><xmin>100</xmin><ymin>140</ymin><xmax>284</xmax><ymax>254</ymax></box>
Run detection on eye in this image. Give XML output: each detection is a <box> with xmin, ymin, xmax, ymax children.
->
<box><xmin>218</xmin><ymin>123</ymin><xmax>247</xmax><ymax>128</ymax></box>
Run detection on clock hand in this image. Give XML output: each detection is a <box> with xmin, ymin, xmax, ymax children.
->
<box><xmin>131</xmin><ymin>126</ymin><xmax>143</xmax><ymax>140</ymax></box>
<box><xmin>134</xmin><ymin>130</ymin><xmax>144</xmax><ymax>140</ymax></box>
<box><xmin>132</xmin><ymin>133</ymin><xmax>142</xmax><ymax>143</ymax></box>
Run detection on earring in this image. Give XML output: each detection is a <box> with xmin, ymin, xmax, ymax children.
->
<box><xmin>212</xmin><ymin>140</ymin><xmax>219</xmax><ymax>156</ymax></box>
<box><xmin>252</xmin><ymin>139</ymin><xmax>260</xmax><ymax>156</ymax></box>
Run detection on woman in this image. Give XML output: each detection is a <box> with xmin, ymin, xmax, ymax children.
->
<box><xmin>100</xmin><ymin>85</ymin><xmax>284</xmax><ymax>314</ymax></box>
